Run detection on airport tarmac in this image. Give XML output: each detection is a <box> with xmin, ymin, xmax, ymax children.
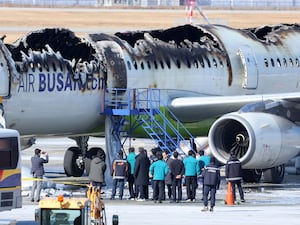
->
<box><xmin>1</xmin><ymin>137</ymin><xmax>300</xmax><ymax>225</ymax></box>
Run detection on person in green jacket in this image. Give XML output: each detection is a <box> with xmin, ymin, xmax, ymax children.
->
<box><xmin>126</xmin><ymin>147</ymin><xmax>136</xmax><ymax>200</ymax></box>
<box><xmin>183</xmin><ymin>150</ymin><xmax>200</xmax><ymax>202</ymax></box>
<box><xmin>149</xmin><ymin>151</ymin><xmax>169</xmax><ymax>203</ymax></box>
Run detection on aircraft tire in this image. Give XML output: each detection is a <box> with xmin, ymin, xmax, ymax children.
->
<box><xmin>85</xmin><ymin>147</ymin><xmax>106</xmax><ymax>175</ymax></box>
<box><xmin>263</xmin><ymin>165</ymin><xmax>285</xmax><ymax>184</ymax></box>
<box><xmin>64</xmin><ymin>147</ymin><xmax>84</xmax><ymax>177</ymax></box>
<box><xmin>242</xmin><ymin>169</ymin><xmax>262</xmax><ymax>183</ymax></box>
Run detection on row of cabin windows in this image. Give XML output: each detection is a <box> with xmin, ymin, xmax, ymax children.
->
<box><xmin>264</xmin><ymin>57</ymin><xmax>300</xmax><ymax>68</ymax></box>
<box><xmin>127</xmin><ymin>57</ymin><xmax>224</xmax><ymax>71</ymax></box>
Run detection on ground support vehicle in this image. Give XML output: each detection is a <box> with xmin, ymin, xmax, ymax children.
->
<box><xmin>35</xmin><ymin>185</ymin><xmax>118</xmax><ymax>225</ymax></box>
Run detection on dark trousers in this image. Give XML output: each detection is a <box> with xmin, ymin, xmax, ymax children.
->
<box><xmin>152</xmin><ymin>180</ymin><xmax>165</xmax><ymax>201</ymax></box>
<box><xmin>203</xmin><ymin>185</ymin><xmax>217</xmax><ymax>208</ymax></box>
<box><xmin>111</xmin><ymin>179</ymin><xmax>125</xmax><ymax>198</ymax></box>
<box><xmin>231</xmin><ymin>180</ymin><xmax>244</xmax><ymax>201</ymax></box>
<box><xmin>136</xmin><ymin>184</ymin><xmax>148</xmax><ymax>199</ymax></box>
<box><xmin>127</xmin><ymin>174</ymin><xmax>135</xmax><ymax>198</ymax></box>
<box><xmin>171</xmin><ymin>178</ymin><xmax>182</xmax><ymax>202</ymax></box>
<box><xmin>166</xmin><ymin>184</ymin><xmax>172</xmax><ymax>199</ymax></box>
<box><xmin>185</xmin><ymin>176</ymin><xmax>197</xmax><ymax>200</ymax></box>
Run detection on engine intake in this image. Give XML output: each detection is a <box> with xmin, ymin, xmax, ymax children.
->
<box><xmin>208</xmin><ymin>112</ymin><xmax>300</xmax><ymax>169</ymax></box>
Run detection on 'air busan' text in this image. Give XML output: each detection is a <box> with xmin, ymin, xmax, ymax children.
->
<box><xmin>17</xmin><ymin>73</ymin><xmax>104</xmax><ymax>92</ymax></box>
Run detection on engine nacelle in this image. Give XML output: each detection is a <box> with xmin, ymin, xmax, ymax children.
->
<box><xmin>208</xmin><ymin>112</ymin><xmax>300</xmax><ymax>169</ymax></box>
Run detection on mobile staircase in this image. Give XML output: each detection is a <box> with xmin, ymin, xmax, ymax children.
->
<box><xmin>101</xmin><ymin>88</ymin><xmax>198</xmax><ymax>156</ymax></box>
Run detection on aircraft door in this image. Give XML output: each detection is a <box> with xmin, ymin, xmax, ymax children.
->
<box><xmin>237</xmin><ymin>45</ymin><xmax>258</xmax><ymax>89</ymax></box>
<box><xmin>95</xmin><ymin>41</ymin><xmax>127</xmax><ymax>89</ymax></box>
<box><xmin>0</xmin><ymin>43</ymin><xmax>10</xmax><ymax>97</ymax></box>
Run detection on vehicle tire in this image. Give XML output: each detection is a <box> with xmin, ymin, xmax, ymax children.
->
<box><xmin>64</xmin><ymin>147</ymin><xmax>84</xmax><ymax>177</ymax></box>
<box><xmin>263</xmin><ymin>165</ymin><xmax>285</xmax><ymax>184</ymax></box>
<box><xmin>242</xmin><ymin>169</ymin><xmax>262</xmax><ymax>183</ymax></box>
<box><xmin>84</xmin><ymin>147</ymin><xmax>104</xmax><ymax>175</ymax></box>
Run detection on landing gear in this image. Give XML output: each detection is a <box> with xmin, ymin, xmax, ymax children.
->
<box><xmin>263</xmin><ymin>164</ymin><xmax>285</xmax><ymax>183</ymax></box>
<box><xmin>63</xmin><ymin>136</ymin><xmax>98</xmax><ymax>177</ymax></box>
<box><xmin>242</xmin><ymin>169</ymin><xmax>262</xmax><ymax>183</ymax></box>
<box><xmin>64</xmin><ymin>147</ymin><xmax>84</xmax><ymax>177</ymax></box>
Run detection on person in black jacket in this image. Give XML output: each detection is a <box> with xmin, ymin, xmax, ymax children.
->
<box><xmin>134</xmin><ymin>147</ymin><xmax>150</xmax><ymax>201</ymax></box>
<box><xmin>225</xmin><ymin>152</ymin><xmax>245</xmax><ymax>202</ymax></box>
<box><xmin>169</xmin><ymin>151</ymin><xmax>184</xmax><ymax>203</ymax></box>
<box><xmin>30</xmin><ymin>148</ymin><xmax>49</xmax><ymax>202</ymax></box>
<box><xmin>201</xmin><ymin>157</ymin><xmax>220</xmax><ymax>212</ymax></box>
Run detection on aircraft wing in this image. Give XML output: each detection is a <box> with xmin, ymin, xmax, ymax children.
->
<box><xmin>168</xmin><ymin>92</ymin><xmax>300</xmax><ymax>122</ymax></box>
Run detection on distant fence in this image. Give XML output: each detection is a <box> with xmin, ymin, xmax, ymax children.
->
<box><xmin>1</xmin><ymin>0</ymin><xmax>300</xmax><ymax>8</ymax></box>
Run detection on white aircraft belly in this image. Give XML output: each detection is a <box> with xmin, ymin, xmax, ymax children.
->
<box><xmin>3</xmin><ymin>90</ymin><xmax>104</xmax><ymax>135</ymax></box>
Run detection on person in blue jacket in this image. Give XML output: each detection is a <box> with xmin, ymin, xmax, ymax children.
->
<box><xmin>149</xmin><ymin>151</ymin><xmax>169</xmax><ymax>203</ymax></box>
<box><xmin>183</xmin><ymin>150</ymin><xmax>200</xmax><ymax>202</ymax></box>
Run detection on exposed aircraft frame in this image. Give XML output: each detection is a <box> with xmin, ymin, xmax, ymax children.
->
<box><xmin>1</xmin><ymin>23</ymin><xmax>300</xmax><ymax>183</ymax></box>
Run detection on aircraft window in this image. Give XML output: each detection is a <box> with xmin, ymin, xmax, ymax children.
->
<box><xmin>199</xmin><ymin>58</ymin><xmax>205</xmax><ymax>68</ymax></box>
<box><xmin>212</xmin><ymin>58</ymin><xmax>217</xmax><ymax>68</ymax></box>
<box><xmin>206</xmin><ymin>58</ymin><xmax>211</xmax><ymax>68</ymax></box>
<box><xmin>276</xmin><ymin>58</ymin><xmax>281</xmax><ymax>67</ymax></box>
<box><xmin>37</xmin><ymin>63</ymin><xmax>43</xmax><ymax>72</ymax></box>
<box><xmin>193</xmin><ymin>60</ymin><xmax>199</xmax><ymax>68</ymax></box>
<box><xmin>160</xmin><ymin>60</ymin><xmax>164</xmax><ymax>69</ymax></box>
<box><xmin>270</xmin><ymin>58</ymin><xmax>275</xmax><ymax>67</ymax></box>
<box><xmin>186</xmin><ymin>60</ymin><xmax>191</xmax><ymax>68</ymax></box>
<box><xmin>44</xmin><ymin>62</ymin><xmax>49</xmax><ymax>72</ymax></box>
<box><xmin>133</xmin><ymin>61</ymin><xmax>138</xmax><ymax>70</ymax></box>
<box><xmin>140</xmin><ymin>61</ymin><xmax>144</xmax><ymax>70</ymax></box>
<box><xmin>296</xmin><ymin>58</ymin><xmax>299</xmax><ymax>67</ymax></box>
<box><xmin>176</xmin><ymin>59</ymin><xmax>181</xmax><ymax>69</ymax></box>
<box><xmin>0</xmin><ymin>63</ymin><xmax>3</xmax><ymax>67</ymax></box>
<box><xmin>52</xmin><ymin>63</ymin><xmax>57</xmax><ymax>72</ymax></box>
<box><xmin>29</xmin><ymin>62</ymin><xmax>35</xmax><ymax>72</ymax></box>
<box><xmin>127</xmin><ymin>61</ymin><xmax>131</xmax><ymax>70</ymax></box>
<box><xmin>283</xmin><ymin>58</ymin><xmax>287</xmax><ymax>67</ymax></box>
<box><xmin>154</xmin><ymin>61</ymin><xmax>158</xmax><ymax>69</ymax></box>
<box><xmin>147</xmin><ymin>61</ymin><xmax>151</xmax><ymax>69</ymax></box>
<box><xmin>165</xmin><ymin>58</ymin><xmax>171</xmax><ymax>69</ymax></box>
<box><xmin>59</xmin><ymin>63</ymin><xmax>63</xmax><ymax>72</ymax></box>
<box><xmin>289</xmin><ymin>58</ymin><xmax>294</xmax><ymax>66</ymax></box>
<box><xmin>264</xmin><ymin>58</ymin><xmax>268</xmax><ymax>67</ymax></box>
<box><xmin>218</xmin><ymin>58</ymin><xmax>223</xmax><ymax>68</ymax></box>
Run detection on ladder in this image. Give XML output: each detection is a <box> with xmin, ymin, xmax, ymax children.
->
<box><xmin>101</xmin><ymin>88</ymin><xmax>197</xmax><ymax>155</ymax></box>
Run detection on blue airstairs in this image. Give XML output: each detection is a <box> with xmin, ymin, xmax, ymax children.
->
<box><xmin>101</xmin><ymin>88</ymin><xmax>197</xmax><ymax>155</ymax></box>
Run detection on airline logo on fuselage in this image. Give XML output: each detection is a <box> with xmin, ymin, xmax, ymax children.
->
<box><xmin>17</xmin><ymin>72</ymin><xmax>104</xmax><ymax>93</ymax></box>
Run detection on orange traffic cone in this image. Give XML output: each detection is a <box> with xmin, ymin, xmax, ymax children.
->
<box><xmin>225</xmin><ymin>181</ymin><xmax>234</xmax><ymax>205</ymax></box>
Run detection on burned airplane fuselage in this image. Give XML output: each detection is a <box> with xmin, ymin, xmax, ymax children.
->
<box><xmin>1</xmin><ymin>23</ymin><xmax>300</xmax><ymax>134</ymax></box>
<box><xmin>1</xmin><ymin>24</ymin><xmax>300</xmax><ymax>181</ymax></box>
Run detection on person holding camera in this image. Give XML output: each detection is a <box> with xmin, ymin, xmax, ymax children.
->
<box><xmin>30</xmin><ymin>148</ymin><xmax>49</xmax><ymax>202</ymax></box>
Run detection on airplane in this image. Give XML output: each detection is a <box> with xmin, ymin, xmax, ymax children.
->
<box><xmin>1</xmin><ymin>23</ymin><xmax>300</xmax><ymax>184</ymax></box>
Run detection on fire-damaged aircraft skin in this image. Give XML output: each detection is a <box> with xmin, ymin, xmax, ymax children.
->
<box><xmin>1</xmin><ymin>23</ymin><xmax>300</xmax><ymax>183</ymax></box>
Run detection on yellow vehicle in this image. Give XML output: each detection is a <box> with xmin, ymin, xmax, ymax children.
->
<box><xmin>35</xmin><ymin>186</ymin><xmax>118</xmax><ymax>225</ymax></box>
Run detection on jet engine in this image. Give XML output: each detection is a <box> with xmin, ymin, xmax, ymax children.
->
<box><xmin>208</xmin><ymin>112</ymin><xmax>300</xmax><ymax>170</ymax></box>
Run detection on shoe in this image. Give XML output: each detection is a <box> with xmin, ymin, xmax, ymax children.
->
<box><xmin>36</xmin><ymin>199</ymin><xmax>40</xmax><ymax>203</ymax></box>
<box><xmin>186</xmin><ymin>199</ymin><xmax>192</xmax><ymax>202</ymax></box>
<box><xmin>210</xmin><ymin>207</ymin><xmax>214</xmax><ymax>212</ymax></box>
<box><xmin>119</xmin><ymin>196</ymin><xmax>123</xmax><ymax>200</ymax></box>
<box><xmin>31</xmin><ymin>199</ymin><xmax>34</xmax><ymax>202</ymax></box>
<box><xmin>110</xmin><ymin>197</ymin><xmax>115</xmax><ymax>200</ymax></box>
<box><xmin>154</xmin><ymin>200</ymin><xmax>157</xmax><ymax>203</ymax></box>
<box><xmin>170</xmin><ymin>200</ymin><xmax>176</xmax><ymax>203</ymax></box>
<box><xmin>136</xmin><ymin>198</ymin><xmax>145</xmax><ymax>202</ymax></box>
<box><xmin>201</xmin><ymin>207</ymin><xmax>209</xmax><ymax>212</ymax></box>
<box><xmin>159</xmin><ymin>200</ymin><xmax>162</xmax><ymax>203</ymax></box>
<box><xmin>176</xmin><ymin>200</ymin><xmax>180</xmax><ymax>203</ymax></box>
<box><xmin>241</xmin><ymin>199</ymin><xmax>245</xmax><ymax>203</ymax></box>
